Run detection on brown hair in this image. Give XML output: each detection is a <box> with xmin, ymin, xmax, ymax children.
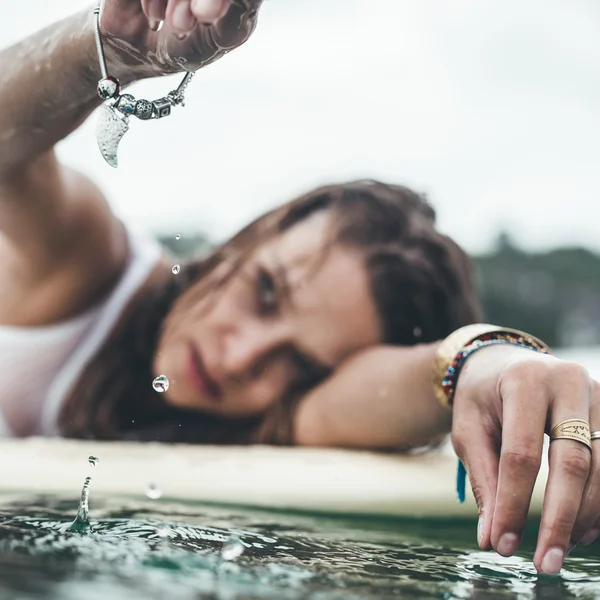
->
<box><xmin>60</xmin><ymin>180</ymin><xmax>481</xmax><ymax>443</ymax></box>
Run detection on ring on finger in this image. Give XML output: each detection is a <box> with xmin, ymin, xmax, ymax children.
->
<box><xmin>550</xmin><ymin>419</ymin><xmax>592</xmax><ymax>451</ymax></box>
<box><xmin>591</xmin><ymin>431</ymin><xmax>600</xmax><ymax>441</ymax></box>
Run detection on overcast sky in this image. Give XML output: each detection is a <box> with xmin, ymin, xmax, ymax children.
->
<box><xmin>2</xmin><ymin>0</ymin><xmax>600</xmax><ymax>253</ymax></box>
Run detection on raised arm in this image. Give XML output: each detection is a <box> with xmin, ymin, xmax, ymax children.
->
<box><xmin>0</xmin><ymin>0</ymin><xmax>261</xmax><ymax>175</ymax></box>
<box><xmin>0</xmin><ymin>10</ymin><xmax>107</xmax><ymax>175</ymax></box>
<box><xmin>0</xmin><ymin>1</ymin><xmax>261</xmax><ymax>325</ymax></box>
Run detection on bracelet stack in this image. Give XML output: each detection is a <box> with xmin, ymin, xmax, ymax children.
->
<box><xmin>432</xmin><ymin>324</ymin><xmax>551</xmax><ymax>409</ymax></box>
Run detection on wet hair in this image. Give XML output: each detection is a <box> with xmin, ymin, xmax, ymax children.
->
<box><xmin>60</xmin><ymin>180</ymin><xmax>481</xmax><ymax>443</ymax></box>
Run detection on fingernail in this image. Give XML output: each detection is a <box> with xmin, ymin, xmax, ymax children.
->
<box><xmin>146</xmin><ymin>0</ymin><xmax>164</xmax><ymax>27</ymax></box>
<box><xmin>477</xmin><ymin>517</ymin><xmax>484</xmax><ymax>547</ymax></box>
<box><xmin>580</xmin><ymin>528</ymin><xmax>600</xmax><ymax>546</ymax></box>
<box><xmin>175</xmin><ymin>32</ymin><xmax>189</xmax><ymax>41</ymax></box>
<box><xmin>172</xmin><ymin>2</ymin><xmax>195</xmax><ymax>32</ymax></box>
<box><xmin>541</xmin><ymin>547</ymin><xmax>564</xmax><ymax>575</ymax></box>
<box><xmin>149</xmin><ymin>18</ymin><xmax>162</xmax><ymax>31</ymax></box>
<box><xmin>497</xmin><ymin>532</ymin><xmax>519</xmax><ymax>557</ymax></box>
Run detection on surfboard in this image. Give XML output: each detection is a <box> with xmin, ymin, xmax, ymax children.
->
<box><xmin>0</xmin><ymin>437</ymin><xmax>549</xmax><ymax>518</ymax></box>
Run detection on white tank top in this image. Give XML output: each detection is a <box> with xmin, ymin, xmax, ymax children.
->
<box><xmin>0</xmin><ymin>226</ymin><xmax>162</xmax><ymax>437</ymax></box>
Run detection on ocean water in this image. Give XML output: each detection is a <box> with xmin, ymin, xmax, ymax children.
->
<box><xmin>0</xmin><ymin>494</ymin><xmax>600</xmax><ymax>600</ymax></box>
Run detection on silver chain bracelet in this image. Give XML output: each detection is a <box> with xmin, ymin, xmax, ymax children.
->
<box><xmin>93</xmin><ymin>2</ymin><xmax>194</xmax><ymax>167</ymax></box>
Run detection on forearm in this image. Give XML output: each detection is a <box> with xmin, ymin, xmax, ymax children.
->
<box><xmin>294</xmin><ymin>343</ymin><xmax>452</xmax><ymax>450</ymax></box>
<box><xmin>0</xmin><ymin>8</ymin><xmax>141</xmax><ymax>176</ymax></box>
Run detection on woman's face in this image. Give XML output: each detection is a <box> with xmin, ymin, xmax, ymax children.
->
<box><xmin>154</xmin><ymin>211</ymin><xmax>381</xmax><ymax>416</ymax></box>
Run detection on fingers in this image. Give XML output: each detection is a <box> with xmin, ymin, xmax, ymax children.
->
<box><xmin>490</xmin><ymin>375</ymin><xmax>547</xmax><ymax>558</ymax></box>
<box><xmin>189</xmin><ymin>0</ymin><xmax>231</xmax><ymax>24</ymax></box>
<box><xmin>141</xmin><ymin>0</ymin><xmax>168</xmax><ymax>30</ymax></box>
<box><xmin>570</xmin><ymin>381</ymin><xmax>600</xmax><ymax>544</ymax></box>
<box><xmin>533</xmin><ymin>364</ymin><xmax>592</xmax><ymax>575</ymax></box>
<box><xmin>451</xmin><ymin>417</ymin><xmax>500</xmax><ymax>551</ymax></box>
<box><xmin>166</xmin><ymin>0</ymin><xmax>197</xmax><ymax>37</ymax></box>
<box><xmin>141</xmin><ymin>0</ymin><xmax>230</xmax><ymax>34</ymax></box>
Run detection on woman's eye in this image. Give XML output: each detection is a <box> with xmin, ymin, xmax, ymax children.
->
<box><xmin>256</xmin><ymin>268</ymin><xmax>278</xmax><ymax>314</ymax></box>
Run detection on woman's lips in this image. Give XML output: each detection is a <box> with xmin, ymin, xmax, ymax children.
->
<box><xmin>187</xmin><ymin>345</ymin><xmax>222</xmax><ymax>401</ymax></box>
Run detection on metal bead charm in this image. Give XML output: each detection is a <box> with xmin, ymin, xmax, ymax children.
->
<box><xmin>152</xmin><ymin>97</ymin><xmax>172</xmax><ymax>119</ymax></box>
<box><xmin>134</xmin><ymin>99</ymin><xmax>154</xmax><ymax>120</ymax></box>
<box><xmin>167</xmin><ymin>91</ymin><xmax>183</xmax><ymax>106</ymax></box>
<box><xmin>116</xmin><ymin>94</ymin><xmax>137</xmax><ymax>116</ymax></box>
<box><xmin>97</xmin><ymin>76</ymin><xmax>120</xmax><ymax>100</ymax></box>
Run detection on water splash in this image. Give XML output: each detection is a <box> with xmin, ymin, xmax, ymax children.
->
<box><xmin>88</xmin><ymin>456</ymin><xmax>99</xmax><ymax>467</ymax></box>
<box><xmin>152</xmin><ymin>375</ymin><xmax>169</xmax><ymax>393</ymax></box>
<box><xmin>221</xmin><ymin>536</ymin><xmax>245</xmax><ymax>562</ymax></box>
<box><xmin>67</xmin><ymin>477</ymin><xmax>92</xmax><ymax>533</ymax></box>
<box><xmin>155</xmin><ymin>526</ymin><xmax>171</xmax><ymax>540</ymax></box>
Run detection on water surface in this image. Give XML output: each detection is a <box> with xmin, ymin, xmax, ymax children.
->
<box><xmin>0</xmin><ymin>494</ymin><xmax>599</xmax><ymax>600</ymax></box>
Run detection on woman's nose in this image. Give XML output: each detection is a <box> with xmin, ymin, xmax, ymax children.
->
<box><xmin>221</xmin><ymin>325</ymin><xmax>283</xmax><ymax>381</ymax></box>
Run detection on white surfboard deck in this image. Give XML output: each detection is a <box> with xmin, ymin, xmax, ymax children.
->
<box><xmin>0</xmin><ymin>437</ymin><xmax>549</xmax><ymax>518</ymax></box>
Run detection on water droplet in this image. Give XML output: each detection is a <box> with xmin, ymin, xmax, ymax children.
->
<box><xmin>88</xmin><ymin>456</ymin><xmax>99</xmax><ymax>467</ymax></box>
<box><xmin>172</xmin><ymin>264</ymin><xmax>181</xmax><ymax>275</ymax></box>
<box><xmin>152</xmin><ymin>375</ymin><xmax>169</xmax><ymax>393</ymax></box>
<box><xmin>413</xmin><ymin>326</ymin><xmax>422</xmax><ymax>338</ymax></box>
<box><xmin>146</xmin><ymin>482</ymin><xmax>163</xmax><ymax>500</ymax></box>
<box><xmin>175</xmin><ymin>234</ymin><xmax>181</xmax><ymax>240</ymax></box>
<box><xmin>221</xmin><ymin>536</ymin><xmax>245</xmax><ymax>561</ymax></box>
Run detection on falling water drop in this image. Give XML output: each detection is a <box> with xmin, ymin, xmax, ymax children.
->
<box><xmin>68</xmin><ymin>476</ymin><xmax>93</xmax><ymax>533</ymax></box>
<box><xmin>152</xmin><ymin>375</ymin><xmax>169</xmax><ymax>393</ymax></box>
<box><xmin>413</xmin><ymin>326</ymin><xmax>422</xmax><ymax>339</ymax></box>
<box><xmin>175</xmin><ymin>234</ymin><xmax>181</xmax><ymax>240</ymax></box>
<box><xmin>146</xmin><ymin>482</ymin><xmax>163</xmax><ymax>500</ymax></box>
<box><xmin>221</xmin><ymin>536</ymin><xmax>245</xmax><ymax>562</ymax></box>
<box><xmin>172</xmin><ymin>264</ymin><xmax>181</xmax><ymax>275</ymax></box>
<box><xmin>88</xmin><ymin>456</ymin><xmax>99</xmax><ymax>467</ymax></box>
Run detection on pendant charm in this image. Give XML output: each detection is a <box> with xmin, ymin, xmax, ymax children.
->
<box><xmin>96</xmin><ymin>102</ymin><xmax>130</xmax><ymax>168</ymax></box>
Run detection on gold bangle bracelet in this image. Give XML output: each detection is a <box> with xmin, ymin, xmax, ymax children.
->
<box><xmin>432</xmin><ymin>324</ymin><xmax>550</xmax><ymax>409</ymax></box>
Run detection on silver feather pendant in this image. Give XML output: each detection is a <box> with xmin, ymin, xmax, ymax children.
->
<box><xmin>96</xmin><ymin>103</ymin><xmax>130</xmax><ymax>168</ymax></box>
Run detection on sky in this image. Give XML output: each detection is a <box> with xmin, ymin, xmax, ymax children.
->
<box><xmin>2</xmin><ymin>0</ymin><xmax>600</xmax><ymax>254</ymax></box>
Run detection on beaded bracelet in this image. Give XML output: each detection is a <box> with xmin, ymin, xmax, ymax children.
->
<box><xmin>93</xmin><ymin>2</ymin><xmax>194</xmax><ymax>168</ymax></box>
<box><xmin>442</xmin><ymin>333</ymin><xmax>550</xmax><ymax>408</ymax></box>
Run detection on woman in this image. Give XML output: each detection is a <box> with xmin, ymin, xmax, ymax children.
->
<box><xmin>0</xmin><ymin>0</ymin><xmax>598</xmax><ymax>575</ymax></box>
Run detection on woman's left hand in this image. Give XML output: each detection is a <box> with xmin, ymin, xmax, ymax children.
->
<box><xmin>101</xmin><ymin>0</ymin><xmax>263</xmax><ymax>76</ymax></box>
<box><xmin>451</xmin><ymin>345</ymin><xmax>600</xmax><ymax>574</ymax></box>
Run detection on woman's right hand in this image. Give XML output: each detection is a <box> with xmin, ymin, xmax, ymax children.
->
<box><xmin>451</xmin><ymin>344</ymin><xmax>600</xmax><ymax>574</ymax></box>
<box><xmin>100</xmin><ymin>0</ymin><xmax>263</xmax><ymax>76</ymax></box>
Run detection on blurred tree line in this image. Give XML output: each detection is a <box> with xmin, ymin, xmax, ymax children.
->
<box><xmin>474</xmin><ymin>232</ymin><xmax>600</xmax><ymax>347</ymax></box>
<box><xmin>159</xmin><ymin>231</ymin><xmax>600</xmax><ymax>348</ymax></box>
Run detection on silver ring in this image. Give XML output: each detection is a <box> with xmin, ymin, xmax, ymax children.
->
<box><xmin>591</xmin><ymin>431</ymin><xmax>600</xmax><ymax>441</ymax></box>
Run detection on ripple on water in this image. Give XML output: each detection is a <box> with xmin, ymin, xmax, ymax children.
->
<box><xmin>0</xmin><ymin>496</ymin><xmax>599</xmax><ymax>600</ymax></box>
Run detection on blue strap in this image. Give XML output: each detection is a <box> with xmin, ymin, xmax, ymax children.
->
<box><xmin>456</xmin><ymin>459</ymin><xmax>467</xmax><ymax>503</ymax></box>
